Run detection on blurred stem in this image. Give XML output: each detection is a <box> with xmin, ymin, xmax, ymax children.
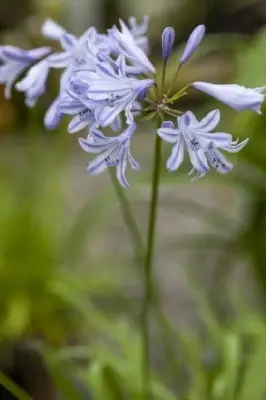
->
<box><xmin>109</xmin><ymin>169</ymin><xmax>144</xmax><ymax>264</ymax></box>
<box><xmin>0</xmin><ymin>371</ymin><xmax>32</xmax><ymax>400</ymax></box>
<box><xmin>141</xmin><ymin>119</ymin><xmax>162</xmax><ymax>399</ymax></box>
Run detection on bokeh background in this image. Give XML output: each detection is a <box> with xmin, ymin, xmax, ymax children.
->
<box><xmin>1</xmin><ymin>0</ymin><xmax>266</xmax><ymax>399</ymax></box>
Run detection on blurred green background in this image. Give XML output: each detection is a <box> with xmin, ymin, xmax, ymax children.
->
<box><xmin>1</xmin><ymin>0</ymin><xmax>266</xmax><ymax>399</ymax></box>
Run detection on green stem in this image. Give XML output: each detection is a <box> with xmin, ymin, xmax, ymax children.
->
<box><xmin>141</xmin><ymin>119</ymin><xmax>162</xmax><ymax>399</ymax></box>
<box><xmin>109</xmin><ymin>169</ymin><xmax>144</xmax><ymax>263</ymax></box>
<box><xmin>0</xmin><ymin>371</ymin><xmax>32</xmax><ymax>400</ymax></box>
<box><xmin>161</xmin><ymin>61</ymin><xmax>167</xmax><ymax>95</ymax></box>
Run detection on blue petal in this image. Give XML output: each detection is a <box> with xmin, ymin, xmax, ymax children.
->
<box><xmin>47</xmin><ymin>52</ymin><xmax>69</xmax><ymax>68</ymax></box>
<box><xmin>161</xmin><ymin>120</ymin><xmax>175</xmax><ymax>129</ymax></box>
<box><xmin>128</xmin><ymin>149</ymin><xmax>140</xmax><ymax>170</ymax></box>
<box><xmin>206</xmin><ymin>145</ymin><xmax>233</xmax><ymax>174</ymax></box>
<box><xmin>157</xmin><ymin>127</ymin><xmax>179</xmax><ymax>143</ymax></box>
<box><xmin>220</xmin><ymin>138</ymin><xmax>249</xmax><ymax>153</ymax></box>
<box><xmin>110</xmin><ymin>115</ymin><xmax>122</xmax><ymax>132</ymax></box>
<box><xmin>194</xmin><ymin>109</ymin><xmax>220</xmax><ymax>131</ymax></box>
<box><xmin>68</xmin><ymin>112</ymin><xmax>92</xmax><ymax>134</ymax></box>
<box><xmin>86</xmin><ymin>145</ymin><xmax>117</xmax><ymax>175</ymax></box>
<box><xmin>79</xmin><ymin>136</ymin><xmax>114</xmax><ymax>153</ymax></box>
<box><xmin>60</xmin><ymin>100</ymin><xmax>85</xmax><ymax>115</ymax></box>
<box><xmin>60</xmin><ymin>33</ymin><xmax>78</xmax><ymax>51</ymax></box>
<box><xmin>166</xmin><ymin>136</ymin><xmax>185</xmax><ymax>171</ymax></box>
<box><xmin>41</xmin><ymin>19</ymin><xmax>66</xmax><ymax>40</ymax></box>
<box><xmin>44</xmin><ymin>97</ymin><xmax>61</xmax><ymax>130</ymax></box>
<box><xmin>116</xmin><ymin>148</ymin><xmax>129</xmax><ymax>188</ymax></box>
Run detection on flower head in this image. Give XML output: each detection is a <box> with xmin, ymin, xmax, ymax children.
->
<box><xmin>162</xmin><ymin>27</ymin><xmax>175</xmax><ymax>62</ymax></box>
<box><xmin>78</xmin><ymin>123</ymin><xmax>139</xmax><ymax>187</ymax></box>
<box><xmin>157</xmin><ymin>109</ymin><xmax>248</xmax><ymax>179</ymax></box>
<box><xmin>0</xmin><ymin>46</ymin><xmax>50</xmax><ymax>99</ymax></box>
<box><xmin>192</xmin><ymin>82</ymin><xmax>266</xmax><ymax>114</ymax></box>
<box><xmin>180</xmin><ymin>25</ymin><xmax>205</xmax><ymax>65</ymax></box>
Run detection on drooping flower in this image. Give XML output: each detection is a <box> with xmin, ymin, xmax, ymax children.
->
<box><xmin>108</xmin><ymin>19</ymin><xmax>155</xmax><ymax>73</ymax></box>
<box><xmin>162</xmin><ymin>27</ymin><xmax>175</xmax><ymax>61</ymax></box>
<box><xmin>78</xmin><ymin>123</ymin><xmax>139</xmax><ymax>187</ymax></box>
<box><xmin>192</xmin><ymin>82</ymin><xmax>266</xmax><ymax>114</ymax></box>
<box><xmin>68</xmin><ymin>55</ymin><xmax>154</xmax><ymax>127</ymax></box>
<box><xmin>157</xmin><ymin>109</ymin><xmax>248</xmax><ymax>178</ymax></box>
<box><xmin>180</xmin><ymin>25</ymin><xmax>206</xmax><ymax>65</ymax></box>
<box><xmin>0</xmin><ymin>46</ymin><xmax>50</xmax><ymax>99</ymax></box>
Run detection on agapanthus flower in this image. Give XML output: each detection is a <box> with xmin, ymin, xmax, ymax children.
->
<box><xmin>0</xmin><ymin>46</ymin><xmax>50</xmax><ymax>99</ymax></box>
<box><xmin>78</xmin><ymin>123</ymin><xmax>139</xmax><ymax>188</ymax></box>
<box><xmin>68</xmin><ymin>55</ymin><xmax>154</xmax><ymax>127</ymax></box>
<box><xmin>108</xmin><ymin>19</ymin><xmax>155</xmax><ymax>73</ymax></box>
<box><xmin>157</xmin><ymin>109</ymin><xmax>248</xmax><ymax>178</ymax></box>
<box><xmin>192</xmin><ymin>82</ymin><xmax>266</xmax><ymax>114</ymax></box>
<box><xmin>180</xmin><ymin>25</ymin><xmax>206</xmax><ymax>65</ymax></box>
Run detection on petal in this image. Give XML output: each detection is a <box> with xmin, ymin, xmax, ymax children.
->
<box><xmin>196</xmin><ymin>131</ymin><xmax>233</xmax><ymax>146</ymax></box>
<box><xmin>187</xmin><ymin>147</ymin><xmax>209</xmax><ymax>175</ymax></box>
<box><xmin>60</xmin><ymin>100</ymin><xmax>85</xmax><ymax>115</ymax></box>
<box><xmin>161</xmin><ymin>120</ymin><xmax>175</xmax><ymax>129</ymax></box>
<box><xmin>68</xmin><ymin>112</ymin><xmax>92</xmax><ymax>134</ymax></box>
<box><xmin>194</xmin><ymin>109</ymin><xmax>220</xmax><ymax>131</ymax></box>
<box><xmin>41</xmin><ymin>19</ymin><xmax>66</xmax><ymax>40</ymax></box>
<box><xmin>220</xmin><ymin>138</ymin><xmax>249</xmax><ymax>153</ymax></box>
<box><xmin>207</xmin><ymin>145</ymin><xmax>233</xmax><ymax>174</ymax></box>
<box><xmin>110</xmin><ymin>115</ymin><xmax>122</xmax><ymax>132</ymax></box>
<box><xmin>78</xmin><ymin>136</ymin><xmax>113</xmax><ymax>153</ymax></box>
<box><xmin>128</xmin><ymin>149</ymin><xmax>140</xmax><ymax>169</ymax></box>
<box><xmin>95</xmin><ymin>97</ymin><xmax>130</xmax><ymax>127</ymax></box>
<box><xmin>166</xmin><ymin>137</ymin><xmax>185</xmax><ymax>171</ymax></box>
<box><xmin>86</xmin><ymin>145</ymin><xmax>117</xmax><ymax>175</ymax></box>
<box><xmin>47</xmin><ymin>52</ymin><xmax>69</xmax><ymax>68</ymax></box>
<box><xmin>116</xmin><ymin>54</ymin><xmax>126</xmax><ymax>77</ymax></box>
<box><xmin>116</xmin><ymin>148</ymin><xmax>129</xmax><ymax>188</ymax></box>
<box><xmin>157</xmin><ymin>127</ymin><xmax>179</xmax><ymax>143</ymax></box>
<box><xmin>44</xmin><ymin>97</ymin><xmax>61</xmax><ymax>130</ymax></box>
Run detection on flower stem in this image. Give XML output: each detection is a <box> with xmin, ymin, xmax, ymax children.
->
<box><xmin>0</xmin><ymin>371</ymin><xmax>32</xmax><ymax>400</ymax></box>
<box><xmin>141</xmin><ymin>119</ymin><xmax>162</xmax><ymax>399</ymax></box>
<box><xmin>109</xmin><ymin>169</ymin><xmax>144</xmax><ymax>264</ymax></box>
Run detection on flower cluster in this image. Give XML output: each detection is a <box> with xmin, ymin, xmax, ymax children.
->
<box><xmin>0</xmin><ymin>17</ymin><xmax>263</xmax><ymax>187</ymax></box>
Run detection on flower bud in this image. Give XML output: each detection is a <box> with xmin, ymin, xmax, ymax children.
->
<box><xmin>161</xmin><ymin>27</ymin><xmax>175</xmax><ymax>62</ymax></box>
<box><xmin>180</xmin><ymin>25</ymin><xmax>205</xmax><ymax>65</ymax></box>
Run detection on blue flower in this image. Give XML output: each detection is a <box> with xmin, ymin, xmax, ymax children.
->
<box><xmin>43</xmin><ymin>19</ymin><xmax>108</xmax><ymax>71</ymax></box>
<box><xmin>0</xmin><ymin>46</ymin><xmax>50</xmax><ymax>99</ymax></box>
<box><xmin>180</xmin><ymin>25</ymin><xmax>205</xmax><ymax>65</ymax></box>
<box><xmin>78</xmin><ymin>123</ymin><xmax>140</xmax><ymax>188</ymax></box>
<box><xmin>157</xmin><ymin>109</ymin><xmax>248</xmax><ymax>179</ymax></box>
<box><xmin>108</xmin><ymin>19</ymin><xmax>155</xmax><ymax>73</ymax></box>
<box><xmin>69</xmin><ymin>55</ymin><xmax>154</xmax><ymax>127</ymax></box>
<box><xmin>192</xmin><ymin>82</ymin><xmax>266</xmax><ymax>114</ymax></box>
